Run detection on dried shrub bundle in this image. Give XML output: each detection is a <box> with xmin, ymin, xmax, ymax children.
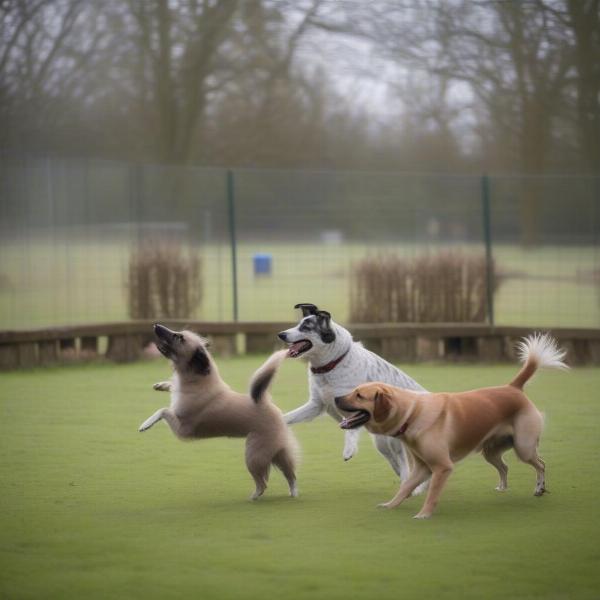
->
<box><xmin>350</xmin><ymin>251</ymin><xmax>499</xmax><ymax>323</ymax></box>
<box><xmin>128</xmin><ymin>242</ymin><xmax>202</xmax><ymax>319</ymax></box>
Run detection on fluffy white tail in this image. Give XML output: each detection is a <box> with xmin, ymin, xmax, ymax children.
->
<box><xmin>510</xmin><ymin>333</ymin><xmax>569</xmax><ymax>389</ymax></box>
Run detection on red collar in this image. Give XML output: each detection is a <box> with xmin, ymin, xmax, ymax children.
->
<box><xmin>310</xmin><ymin>349</ymin><xmax>349</xmax><ymax>374</ymax></box>
<box><xmin>391</xmin><ymin>421</ymin><xmax>409</xmax><ymax>437</ymax></box>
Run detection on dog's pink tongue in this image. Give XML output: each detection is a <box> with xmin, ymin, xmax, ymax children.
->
<box><xmin>288</xmin><ymin>341</ymin><xmax>305</xmax><ymax>357</ymax></box>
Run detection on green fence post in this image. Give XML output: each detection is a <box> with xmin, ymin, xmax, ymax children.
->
<box><xmin>481</xmin><ymin>174</ymin><xmax>495</xmax><ymax>326</ymax></box>
<box><xmin>227</xmin><ymin>169</ymin><xmax>239</xmax><ymax>322</ymax></box>
<box><xmin>130</xmin><ymin>162</ymin><xmax>142</xmax><ymax>247</ymax></box>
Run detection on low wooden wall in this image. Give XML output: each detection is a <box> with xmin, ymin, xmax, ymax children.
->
<box><xmin>0</xmin><ymin>321</ymin><xmax>599</xmax><ymax>370</ymax></box>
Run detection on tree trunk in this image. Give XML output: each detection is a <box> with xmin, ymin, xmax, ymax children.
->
<box><xmin>567</xmin><ymin>0</ymin><xmax>600</xmax><ymax>172</ymax></box>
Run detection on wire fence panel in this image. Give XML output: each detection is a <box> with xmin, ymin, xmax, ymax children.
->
<box><xmin>489</xmin><ymin>176</ymin><xmax>599</xmax><ymax>327</ymax></box>
<box><xmin>231</xmin><ymin>170</ymin><xmax>485</xmax><ymax>322</ymax></box>
<box><xmin>0</xmin><ymin>159</ymin><xmax>598</xmax><ymax>329</ymax></box>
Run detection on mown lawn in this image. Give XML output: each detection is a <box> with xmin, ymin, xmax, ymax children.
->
<box><xmin>1</xmin><ymin>357</ymin><xmax>599</xmax><ymax>599</ymax></box>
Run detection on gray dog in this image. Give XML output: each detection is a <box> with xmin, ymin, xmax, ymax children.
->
<box><xmin>279</xmin><ymin>303</ymin><xmax>426</xmax><ymax>487</ymax></box>
<box><xmin>139</xmin><ymin>324</ymin><xmax>298</xmax><ymax>501</ymax></box>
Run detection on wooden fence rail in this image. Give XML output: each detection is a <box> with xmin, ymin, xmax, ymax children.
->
<box><xmin>0</xmin><ymin>321</ymin><xmax>599</xmax><ymax>370</ymax></box>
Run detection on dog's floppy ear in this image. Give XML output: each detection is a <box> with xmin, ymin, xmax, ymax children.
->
<box><xmin>316</xmin><ymin>310</ymin><xmax>335</xmax><ymax>343</ymax></box>
<box><xmin>373</xmin><ymin>389</ymin><xmax>392</xmax><ymax>423</ymax></box>
<box><xmin>188</xmin><ymin>347</ymin><xmax>211</xmax><ymax>376</ymax></box>
<box><xmin>295</xmin><ymin>303</ymin><xmax>318</xmax><ymax>317</ymax></box>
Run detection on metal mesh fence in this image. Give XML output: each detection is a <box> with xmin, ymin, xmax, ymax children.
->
<box><xmin>0</xmin><ymin>158</ymin><xmax>598</xmax><ymax>329</ymax></box>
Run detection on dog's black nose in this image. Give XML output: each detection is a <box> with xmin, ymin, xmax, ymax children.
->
<box><xmin>334</xmin><ymin>396</ymin><xmax>343</xmax><ymax>406</ymax></box>
<box><xmin>154</xmin><ymin>323</ymin><xmax>174</xmax><ymax>340</ymax></box>
<box><xmin>278</xmin><ymin>332</ymin><xmax>288</xmax><ymax>341</ymax></box>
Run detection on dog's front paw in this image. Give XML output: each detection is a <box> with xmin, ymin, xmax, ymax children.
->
<box><xmin>377</xmin><ymin>502</ymin><xmax>393</xmax><ymax>509</ymax></box>
<box><xmin>413</xmin><ymin>512</ymin><xmax>432</xmax><ymax>519</ymax></box>
<box><xmin>343</xmin><ymin>440</ymin><xmax>358</xmax><ymax>461</ymax></box>
<box><xmin>153</xmin><ymin>381</ymin><xmax>171</xmax><ymax>392</ymax></box>
<box><xmin>138</xmin><ymin>415</ymin><xmax>158</xmax><ymax>432</ymax></box>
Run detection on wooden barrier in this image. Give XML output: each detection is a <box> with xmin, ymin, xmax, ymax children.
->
<box><xmin>0</xmin><ymin>320</ymin><xmax>598</xmax><ymax>370</ymax></box>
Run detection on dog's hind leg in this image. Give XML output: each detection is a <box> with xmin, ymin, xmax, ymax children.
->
<box><xmin>530</xmin><ymin>454</ymin><xmax>546</xmax><ymax>496</ymax></box>
<box><xmin>482</xmin><ymin>436</ymin><xmax>513</xmax><ymax>491</ymax></box>
<box><xmin>513</xmin><ymin>410</ymin><xmax>546</xmax><ymax>496</ymax></box>
<box><xmin>483</xmin><ymin>448</ymin><xmax>509</xmax><ymax>491</ymax></box>
<box><xmin>272</xmin><ymin>448</ymin><xmax>298</xmax><ymax>498</ymax></box>
<box><xmin>515</xmin><ymin>445</ymin><xmax>546</xmax><ymax>496</ymax></box>
<box><xmin>245</xmin><ymin>435</ymin><xmax>271</xmax><ymax>500</ymax></box>
<box><xmin>247</xmin><ymin>461</ymin><xmax>270</xmax><ymax>501</ymax></box>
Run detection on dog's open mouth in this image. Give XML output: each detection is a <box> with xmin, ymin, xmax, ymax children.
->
<box><xmin>156</xmin><ymin>341</ymin><xmax>174</xmax><ymax>359</ymax></box>
<box><xmin>340</xmin><ymin>409</ymin><xmax>371</xmax><ymax>429</ymax></box>
<box><xmin>287</xmin><ymin>340</ymin><xmax>313</xmax><ymax>358</ymax></box>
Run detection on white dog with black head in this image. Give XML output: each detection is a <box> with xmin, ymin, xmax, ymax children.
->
<box><xmin>279</xmin><ymin>303</ymin><xmax>427</xmax><ymax>486</ymax></box>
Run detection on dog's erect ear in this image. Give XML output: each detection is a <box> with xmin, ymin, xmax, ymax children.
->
<box><xmin>294</xmin><ymin>303</ymin><xmax>319</xmax><ymax>317</ymax></box>
<box><xmin>188</xmin><ymin>347</ymin><xmax>211</xmax><ymax>376</ymax></box>
<box><xmin>373</xmin><ymin>390</ymin><xmax>392</xmax><ymax>423</ymax></box>
<box><xmin>316</xmin><ymin>310</ymin><xmax>335</xmax><ymax>343</ymax></box>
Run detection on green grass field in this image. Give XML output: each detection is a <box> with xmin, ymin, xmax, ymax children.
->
<box><xmin>1</xmin><ymin>357</ymin><xmax>599</xmax><ymax>599</ymax></box>
<box><xmin>0</xmin><ymin>238</ymin><xmax>598</xmax><ymax>328</ymax></box>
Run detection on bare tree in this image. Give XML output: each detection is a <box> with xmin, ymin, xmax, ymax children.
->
<box><xmin>311</xmin><ymin>0</ymin><xmax>586</xmax><ymax>241</ymax></box>
<box><xmin>0</xmin><ymin>0</ymin><xmax>99</xmax><ymax>153</ymax></box>
<box><xmin>123</xmin><ymin>0</ymin><xmax>240</xmax><ymax>164</ymax></box>
<box><xmin>565</xmin><ymin>0</ymin><xmax>600</xmax><ymax>172</ymax></box>
<box><xmin>1</xmin><ymin>0</ymin><xmax>595</xmax><ymax>177</ymax></box>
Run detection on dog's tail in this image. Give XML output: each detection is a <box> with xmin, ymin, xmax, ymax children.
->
<box><xmin>509</xmin><ymin>333</ymin><xmax>568</xmax><ymax>389</ymax></box>
<box><xmin>249</xmin><ymin>349</ymin><xmax>288</xmax><ymax>403</ymax></box>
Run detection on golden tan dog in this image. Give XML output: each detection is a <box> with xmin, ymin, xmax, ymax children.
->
<box><xmin>335</xmin><ymin>333</ymin><xmax>567</xmax><ymax>518</ymax></box>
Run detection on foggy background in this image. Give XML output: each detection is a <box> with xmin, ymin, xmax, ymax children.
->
<box><xmin>2</xmin><ymin>0</ymin><xmax>599</xmax><ymax>173</ymax></box>
<box><xmin>0</xmin><ymin>0</ymin><xmax>598</xmax><ymax>330</ymax></box>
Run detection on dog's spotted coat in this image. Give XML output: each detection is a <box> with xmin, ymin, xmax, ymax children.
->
<box><xmin>279</xmin><ymin>305</ymin><xmax>427</xmax><ymax>486</ymax></box>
